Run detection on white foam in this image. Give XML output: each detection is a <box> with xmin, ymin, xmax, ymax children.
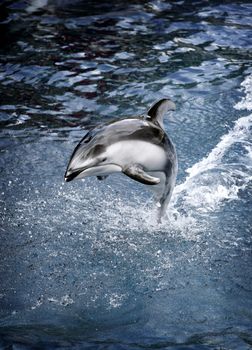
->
<box><xmin>234</xmin><ymin>74</ymin><xmax>252</xmax><ymax>111</ymax></box>
<box><xmin>172</xmin><ymin>74</ymin><xmax>252</xmax><ymax>214</ymax></box>
<box><xmin>185</xmin><ymin>114</ymin><xmax>252</xmax><ymax>178</ymax></box>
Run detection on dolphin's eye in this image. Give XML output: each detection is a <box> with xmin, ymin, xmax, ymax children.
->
<box><xmin>83</xmin><ymin>135</ymin><xmax>92</xmax><ymax>143</ymax></box>
<box><xmin>81</xmin><ymin>131</ymin><xmax>92</xmax><ymax>144</ymax></box>
<box><xmin>101</xmin><ymin>157</ymin><xmax>107</xmax><ymax>162</ymax></box>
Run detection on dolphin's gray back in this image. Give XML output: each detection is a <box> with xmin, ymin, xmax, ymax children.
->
<box><xmin>79</xmin><ymin>118</ymin><xmax>174</xmax><ymax>156</ymax></box>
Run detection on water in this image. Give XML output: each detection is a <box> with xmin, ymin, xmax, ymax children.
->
<box><xmin>0</xmin><ymin>0</ymin><xmax>252</xmax><ymax>348</ymax></box>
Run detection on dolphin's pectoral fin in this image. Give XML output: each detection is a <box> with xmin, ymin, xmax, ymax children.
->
<box><xmin>123</xmin><ymin>164</ymin><xmax>160</xmax><ymax>185</ymax></box>
<box><xmin>97</xmin><ymin>175</ymin><xmax>108</xmax><ymax>181</ymax></box>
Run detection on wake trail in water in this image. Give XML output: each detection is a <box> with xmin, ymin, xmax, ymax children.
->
<box><xmin>171</xmin><ymin>74</ymin><xmax>252</xmax><ymax>216</ymax></box>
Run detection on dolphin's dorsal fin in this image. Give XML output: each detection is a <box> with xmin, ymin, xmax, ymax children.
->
<box><xmin>147</xmin><ymin>98</ymin><xmax>176</xmax><ymax>128</ymax></box>
<box><xmin>123</xmin><ymin>164</ymin><xmax>160</xmax><ymax>185</ymax></box>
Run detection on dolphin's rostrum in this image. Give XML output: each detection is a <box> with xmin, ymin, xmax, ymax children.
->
<box><xmin>65</xmin><ymin>98</ymin><xmax>178</xmax><ymax>221</ymax></box>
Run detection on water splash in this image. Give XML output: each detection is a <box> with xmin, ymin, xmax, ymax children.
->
<box><xmin>172</xmin><ymin>75</ymin><xmax>252</xmax><ymax>215</ymax></box>
<box><xmin>234</xmin><ymin>74</ymin><xmax>252</xmax><ymax>111</ymax></box>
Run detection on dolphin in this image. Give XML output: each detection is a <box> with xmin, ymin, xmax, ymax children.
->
<box><xmin>65</xmin><ymin>98</ymin><xmax>178</xmax><ymax>221</ymax></box>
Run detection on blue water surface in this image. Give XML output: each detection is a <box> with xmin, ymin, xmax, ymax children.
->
<box><xmin>0</xmin><ymin>0</ymin><xmax>252</xmax><ymax>349</ymax></box>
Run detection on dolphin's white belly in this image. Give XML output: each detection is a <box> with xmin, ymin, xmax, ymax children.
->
<box><xmin>107</xmin><ymin>140</ymin><xmax>167</xmax><ymax>171</ymax></box>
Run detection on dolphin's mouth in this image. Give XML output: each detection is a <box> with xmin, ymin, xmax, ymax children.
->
<box><xmin>64</xmin><ymin>168</ymin><xmax>85</xmax><ymax>182</ymax></box>
<box><xmin>65</xmin><ymin>164</ymin><xmax>122</xmax><ymax>182</ymax></box>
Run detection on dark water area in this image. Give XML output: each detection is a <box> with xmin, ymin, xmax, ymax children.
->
<box><xmin>0</xmin><ymin>0</ymin><xmax>252</xmax><ymax>349</ymax></box>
